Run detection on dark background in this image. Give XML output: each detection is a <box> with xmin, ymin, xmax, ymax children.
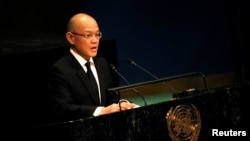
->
<box><xmin>84</xmin><ymin>0</ymin><xmax>249</xmax><ymax>84</ymax></box>
<box><xmin>0</xmin><ymin>0</ymin><xmax>249</xmax><ymax>129</ymax></box>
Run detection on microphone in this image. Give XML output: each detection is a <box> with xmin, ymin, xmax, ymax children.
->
<box><xmin>110</xmin><ymin>64</ymin><xmax>147</xmax><ymax>106</ymax></box>
<box><xmin>110</xmin><ymin>64</ymin><xmax>130</xmax><ymax>85</ymax></box>
<box><xmin>127</xmin><ymin>58</ymin><xmax>159</xmax><ymax>79</ymax></box>
<box><xmin>127</xmin><ymin>58</ymin><xmax>177</xmax><ymax>94</ymax></box>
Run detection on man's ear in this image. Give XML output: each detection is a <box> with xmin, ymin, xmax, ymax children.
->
<box><xmin>66</xmin><ymin>32</ymin><xmax>75</xmax><ymax>45</ymax></box>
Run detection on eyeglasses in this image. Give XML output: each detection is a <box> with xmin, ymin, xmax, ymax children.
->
<box><xmin>71</xmin><ymin>32</ymin><xmax>102</xmax><ymax>39</ymax></box>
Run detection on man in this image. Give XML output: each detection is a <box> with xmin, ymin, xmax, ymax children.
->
<box><xmin>47</xmin><ymin>13</ymin><xmax>137</xmax><ymax>123</ymax></box>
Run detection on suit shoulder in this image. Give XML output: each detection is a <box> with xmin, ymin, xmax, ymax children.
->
<box><xmin>94</xmin><ymin>57</ymin><xmax>109</xmax><ymax>64</ymax></box>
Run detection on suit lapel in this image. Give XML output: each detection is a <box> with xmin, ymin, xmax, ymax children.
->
<box><xmin>94</xmin><ymin>59</ymin><xmax>106</xmax><ymax>105</ymax></box>
<box><xmin>67</xmin><ymin>53</ymin><xmax>100</xmax><ymax>105</ymax></box>
<box><xmin>76</xmin><ymin>69</ymin><xmax>100</xmax><ymax>105</ymax></box>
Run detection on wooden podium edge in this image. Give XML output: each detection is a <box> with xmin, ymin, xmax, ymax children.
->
<box><xmin>120</xmin><ymin>72</ymin><xmax>237</xmax><ymax>99</ymax></box>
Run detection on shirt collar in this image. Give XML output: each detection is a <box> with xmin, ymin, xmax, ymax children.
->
<box><xmin>70</xmin><ymin>48</ymin><xmax>94</xmax><ymax>68</ymax></box>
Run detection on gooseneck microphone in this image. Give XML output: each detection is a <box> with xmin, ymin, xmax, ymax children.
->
<box><xmin>110</xmin><ymin>64</ymin><xmax>130</xmax><ymax>85</ymax></box>
<box><xmin>110</xmin><ymin>64</ymin><xmax>147</xmax><ymax>106</ymax></box>
<box><xmin>127</xmin><ymin>58</ymin><xmax>177</xmax><ymax>94</ymax></box>
<box><xmin>127</xmin><ymin>58</ymin><xmax>159</xmax><ymax>79</ymax></box>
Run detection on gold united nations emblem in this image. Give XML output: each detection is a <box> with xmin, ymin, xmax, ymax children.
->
<box><xmin>166</xmin><ymin>104</ymin><xmax>201</xmax><ymax>141</ymax></box>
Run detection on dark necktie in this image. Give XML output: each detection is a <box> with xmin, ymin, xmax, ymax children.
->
<box><xmin>85</xmin><ymin>61</ymin><xmax>100</xmax><ymax>103</ymax></box>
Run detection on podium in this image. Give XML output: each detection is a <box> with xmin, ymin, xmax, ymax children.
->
<box><xmin>4</xmin><ymin>73</ymin><xmax>248</xmax><ymax>141</ymax></box>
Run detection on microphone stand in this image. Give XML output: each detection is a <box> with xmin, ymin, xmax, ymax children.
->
<box><xmin>127</xmin><ymin>58</ymin><xmax>177</xmax><ymax>94</ymax></box>
<box><xmin>110</xmin><ymin>64</ymin><xmax>147</xmax><ymax>107</ymax></box>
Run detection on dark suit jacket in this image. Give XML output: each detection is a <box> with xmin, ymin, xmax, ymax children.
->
<box><xmin>47</xmin><ymin>52</ymin><xmax>118</xmax><ymax>122</ymax></box>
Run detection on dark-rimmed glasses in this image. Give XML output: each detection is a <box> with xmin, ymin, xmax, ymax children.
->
<box><xmin>71</xmin><ymin>32</ymin><xmax>102</xmax><ymax>39</ymax></box>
